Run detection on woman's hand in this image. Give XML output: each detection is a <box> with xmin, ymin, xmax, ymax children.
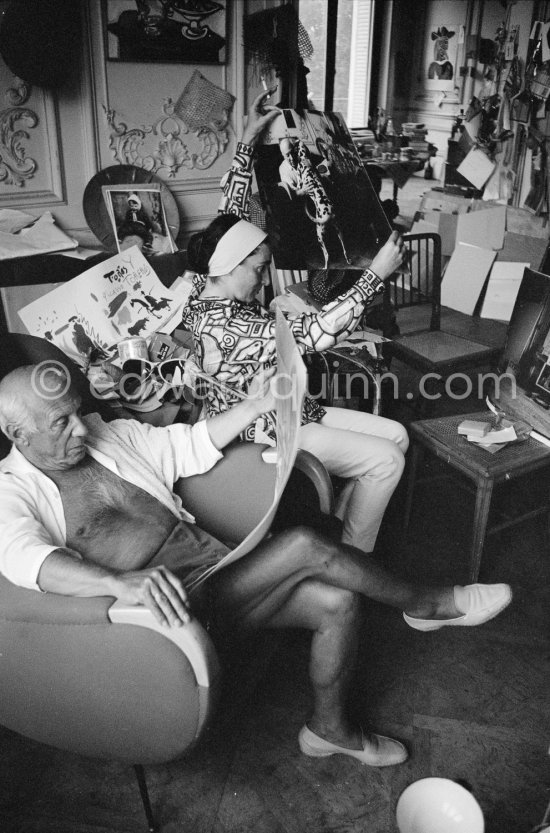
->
<box><xmin>205</xmin><ymin>365</ymin><xmax>277</xmax><ymax>450</ymax></box>
<box><xmin>369</xmin><ymin>230</ymin><xmax>405</xmax><ymax>282</ymax></box>
<box><xmin>247</xmin><ymin>365</ymin><xmax>277</xmax><ymax>415</ymax></box>
<box><xmin>241</xmin><ymin>88</ymin><xmax>281</xmax><ymax>147</ymax></box>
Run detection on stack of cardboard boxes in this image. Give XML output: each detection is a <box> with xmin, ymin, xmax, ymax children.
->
<box><xmin>410</xmin><ymin>189</ymin><xmax>548</xmax><ymax>322</ymax></box>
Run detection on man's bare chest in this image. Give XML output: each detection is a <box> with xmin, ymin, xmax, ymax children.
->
<box><xmin>45</xmin><ymin>455</ymin><xmax>176</xmax><ymax>568</ymax></box>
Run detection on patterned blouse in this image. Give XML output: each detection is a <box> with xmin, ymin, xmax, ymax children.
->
<box><xmin>181</xmin><ymin>142</ymin><xmax>385</xmax><ymax>444</ymax></box>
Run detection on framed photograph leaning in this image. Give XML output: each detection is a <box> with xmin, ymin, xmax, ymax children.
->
<box><xmin>102</xmin><ymin>184</ymin><xmax>176</xmax><ymax>256</ymax></box>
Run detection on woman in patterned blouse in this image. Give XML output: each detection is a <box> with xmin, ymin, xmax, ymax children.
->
<box><xmin>181</xmin><ymin>90</ymin><xmax>409</xmax><ymax>554</ymax></box>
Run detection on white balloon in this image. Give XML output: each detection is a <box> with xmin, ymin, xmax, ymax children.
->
<box><xmin>396</xmin><ymin>778</ymin><xmax>484</xmax><ymax>833</ymax></box>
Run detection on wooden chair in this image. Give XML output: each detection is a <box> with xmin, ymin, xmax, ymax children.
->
<box><xmin>381</xmin><ymin>231</ymin><xmax>508</xmax><ymax>412</ymax></box>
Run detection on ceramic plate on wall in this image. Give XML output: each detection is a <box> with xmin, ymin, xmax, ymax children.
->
<box><xmin>83</xmin><ymin>165</ymin><xmax>180</xmax><ymax>252</ymax></box>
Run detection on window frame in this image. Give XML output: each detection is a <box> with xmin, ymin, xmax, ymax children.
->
<box><xmin>298</xmin><ymin>0</ymin><xmax>377</xmax><ymax>127</ymax></box>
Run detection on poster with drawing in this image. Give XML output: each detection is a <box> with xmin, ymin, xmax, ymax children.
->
<box><xmin>18</xmin><ymin>246</ymin><xmax>188</xmax><ymax>368</ymax></box>
<box><xmin>188</xmin><ymin>309</ymin><xmax>306</xmax><ymax>587</ymax></box>
<box><xmin>253</xmin><ymin>108</ymin><xmax>392</xmax><ymax>271</ymax></box>
<box><xmin>102</xmin><ymin>184</ymin><xmax>176</xmax><ymax>255</ymax></box>
<box><xmin>424</xmin><ymin>24</ymin><xmax>460</xmax><ymax>91</ymax></box>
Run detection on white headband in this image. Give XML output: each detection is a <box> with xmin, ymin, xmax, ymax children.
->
<box><xmin>208</xmin><ymin>219</ymin><xmax>267</xmax><ymax>277</ymax></box>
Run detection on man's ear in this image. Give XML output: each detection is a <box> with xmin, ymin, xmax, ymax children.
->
<box><xmin>4</xmin><ymin>423</ymin><xmax>29</xmax><ymax>446</ymax></box>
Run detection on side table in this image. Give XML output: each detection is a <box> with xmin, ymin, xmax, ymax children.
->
<box><xmin>404</xmin><ymin>411</ymin><xmax>550</xmax><ymax>581</ymax></box>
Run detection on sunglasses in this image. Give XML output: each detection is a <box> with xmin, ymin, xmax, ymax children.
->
<box><xmin>122</xmin><ymin>357</ymin><xmax>187</xmax><ymax>381</ymax></box>
<box><xmin>119</xmin><ymin>357</ymin><xmax>262</xmax><ymax>406</ymax></box>
<box><xmin>120</xmin><ymin>358</ymin><xmax>189</xmax><ymax>400</ymax></box>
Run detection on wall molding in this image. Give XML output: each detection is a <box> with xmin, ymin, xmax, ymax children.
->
<box><xmin>0</xmin><ymin>77</ymin><xmax>39</xmax><ymax>187</ymax></box>
<box><xmin>103</xmin><ymin>97</ymin><xmax>230</xmax><ymax>175</ymax></box>
<box><xmin>86</xmin><ymin>0</ymin><xmax>241</xmax><ymax>228</ymax></box>
<box><xmin>0</xmin><ymin>74</ymin><xmax>66</xmax><ymax>205</ymax></box>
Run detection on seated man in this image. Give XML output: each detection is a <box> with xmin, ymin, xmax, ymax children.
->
<box><xmin>0</xmin><ymin>363</ymin><xmax>512</xmax><ymax>768</ymax></box>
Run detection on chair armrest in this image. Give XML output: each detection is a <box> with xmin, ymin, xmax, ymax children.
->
<box><xmin>294</xmin><ymin>449</ymin><xmax>334</xmax><ymax>515</ymax></box>
<box><xmin>324</xmin><ymin>344</ymin><xmax>385</xmax><ymax>416</ymax></box>
<box><xmin>0</xmin><ymin>577</ymin><xmax>219</xmax><ymax>689</ymax></box>
<box><xmin>0</xmin><ymin>573</ymin><xmax>113</xmax><ymax>624</ymax></box>
<box><xmin>108</xmin><ymin>601</ymin><xmax>220</xmax><ymax>688</ymax></box>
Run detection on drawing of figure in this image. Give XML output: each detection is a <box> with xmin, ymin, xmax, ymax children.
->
<box><xmin>130</xmin><ymin>297</ymin><xmax>163</xmax><ymax>320</ymax></box>
<box><xmin>68</xmin><ymin>317</ymin><xmax>109</xmax><ymax>362</ymax></box>
<box><xmin>428</xmin><ymin>26</ymin><xmax>455</xmax><ymax>79</ymax></box>
<box><xmin>141</xmin><ymin>291</ymin><xmax>172</xmax><ymax>312</ymax></box>
<box><xmin>127</xmin><ymin>318</ymin><xmax>149</xmax><ymax>336</ymax></box>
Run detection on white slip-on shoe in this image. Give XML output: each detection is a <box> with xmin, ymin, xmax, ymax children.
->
<box><xmin>403</xmin><ymin>583</ymin><xmax>512</xmax><ymax>632</ymax></box>
<box><xmin>298</xmin><ymin>724</ymin><xmax>409</xmax><ymax>767</ymax></box>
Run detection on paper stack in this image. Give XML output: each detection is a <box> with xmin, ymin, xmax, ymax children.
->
<box><xmin>457</xmin><ymin>419</ymin><xmax>491</xmax><ymax>438</ymax></box>
<box><xmin>402</xmin><ymin>123</ymin><xmax>430</xmax><ymax>154</ymax></box>
<box><xmin>457</xmin><ymin>414</ymin><xmax>534</xmax><ymax>453</ymax></box>
<box><xmin>467</xmin><ymin>425</ymin><xmax>518</xmax><ymax>446</ymax></box>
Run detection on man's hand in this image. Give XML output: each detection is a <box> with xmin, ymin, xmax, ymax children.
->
<box><xmin>296</xmin><ymin>181</ymin><xmax>316</xmax><ymax>198</ymax></box>
<box><xmin>38</xmin><ymin>549</ymin><xmax>192</xmax><ymax>629</ymax></box>
<box><xmin>369</xmin><ymin>230</ymin><xmax>405</xmax><ymax>282</ymax></box>
<box><xmin>109</xmin><ymin>565</ymin><xmax>191</xmax><ymax>628</ymax></box>
<box><xmin>241</xmin><ymin>88</ymin><xmax>281</xmax><ymax>147</ymax></box>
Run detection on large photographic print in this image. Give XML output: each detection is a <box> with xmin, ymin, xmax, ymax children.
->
<box><xmin>253</xmin><ymin>109</ymin><xmax>392</xmax><ymax>272</ymax></box>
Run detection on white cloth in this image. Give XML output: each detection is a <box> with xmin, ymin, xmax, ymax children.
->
<box><xmin>0</xmin><ymin>211</ymin><xmax>78</xmax><ymax>260</ymax></box>
<box><xmin>298</xmin><ymin>407</ymin><xmax>409</xmax><ymax>552</ymax></box>
<box><xmin>208</xmin><ymin>219</ymin><xmax>267</xmax><ymax>277</ymax></box>
<box><xmin>0</xmin><ymin>413</ymin><xmax>222</xmax><ymax>590</ymax></box>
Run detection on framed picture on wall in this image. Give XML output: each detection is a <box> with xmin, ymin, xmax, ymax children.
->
<box><xmin>103</xmin><ymin>1</ymin><xmax>227</xmax><ymax>64</ymax></box>
<box><xmin>423</xmin><ymin>22</ymin><xmax>461</xmax><ymax>91</ymax></box>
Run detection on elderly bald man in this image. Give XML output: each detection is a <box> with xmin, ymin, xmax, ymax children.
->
<box><xmin>0</xmin><ymin>363</ymin><xmax>512</xmax><ymax>768</ymax></box>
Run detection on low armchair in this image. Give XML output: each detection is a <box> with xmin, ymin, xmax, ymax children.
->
<box><xmin>0</xmin><ymin>332</ymin><xmax>334</xmax><ymax>831</ymax></box>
